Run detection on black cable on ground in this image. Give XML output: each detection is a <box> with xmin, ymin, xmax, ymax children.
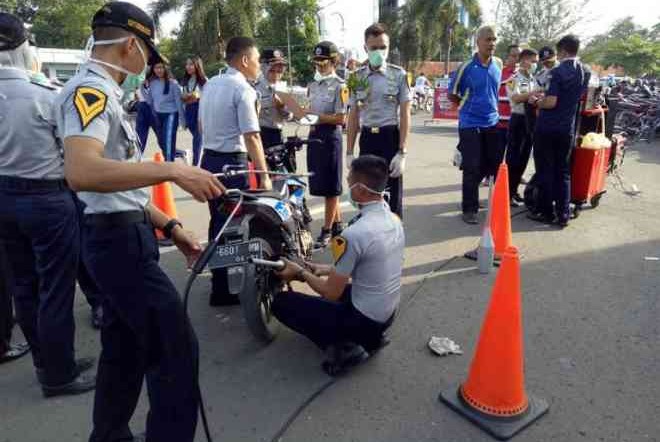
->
<box><xmin>268</xmin><ymin>255</ymin><xmax>461</xmax><ymax>442</ymax></box>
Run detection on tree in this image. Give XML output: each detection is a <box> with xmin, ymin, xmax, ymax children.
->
<box><xmin>496</xmin><ymin>0</ymin><xmax>589</xmax><ymax>54</ymax></box>
<box><xmin>150</xmin><ymin>0</ymin><xmax>262</xmax><ymax>71</ymax></box>
<box><xmin>256</xmin><ymin>0</ymin><xmax>319</xmax><ymax>84</ymax></box>
<box><xmin>0</xmin><ymin>0</ymin><xmax>104</xmax><ymax>48</ymax></box>
<box><xmin>383</xmin><ymin>0</ymin><xmax>482</xmax><ymax>70</ymax></box>
<box><xmin>582</xmin><ymin>18</ymin><xmax>660</xmax><ymax>77</ymax></box>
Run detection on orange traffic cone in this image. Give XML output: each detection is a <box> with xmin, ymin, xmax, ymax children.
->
<box><xmin>490</xmin><ymin>162</ymin><xmax>513</xmax><ymax>257</ymax></box>
<box><xmin>440</xmin><ymin>246</ymin><xmax>548</xmax><ymax>440</ymax></box>
<box><xmin>151</xmin><ymin>152</ymin><xmax>178</xmax><ymax>245</ymax></box>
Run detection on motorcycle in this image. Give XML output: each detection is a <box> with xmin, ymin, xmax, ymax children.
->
<box><xmin>411</xmin><ymin>87</ymin><xmax>434</xmax><ymax>114</ymax></box>
<box><xmin>201</xmin><ymin>118</ymin><xmax>321</xmax><ymax>343</ymax></box>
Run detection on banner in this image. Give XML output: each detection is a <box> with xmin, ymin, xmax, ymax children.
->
<box><xmin>433</xmin><ymin>78</ymin><xmax>459</xmax><ymax>120</ymax></box>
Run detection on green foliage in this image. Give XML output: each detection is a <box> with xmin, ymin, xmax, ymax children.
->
<box><xmin>256</xmin><ymin>0</ymin><xmax>319</xmax><ymax>84</ymax></box>
<box><xmin>496</xmin><ymin>0</ymin><xmax>588</xmax><ymax>53</ymax></box>
<box><xmin>383</xmin><ymin>0</ymin><xmax>482</xmax><ymax>69</ymax></box>
<box><xmin>582</xmin><ymin>18</ymin><xmax>660</xmax><ymax>77</ymax></box>
<box><xmin>0</xmin><ymin>0</ymin><xmax>104</xmax><ymax>49</ymax></box>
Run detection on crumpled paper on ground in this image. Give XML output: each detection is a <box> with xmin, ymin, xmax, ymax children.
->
<box><xmin>428</xmin><ymin>336</ymin><xmax>463</xmax><ymax>356</ymax></box>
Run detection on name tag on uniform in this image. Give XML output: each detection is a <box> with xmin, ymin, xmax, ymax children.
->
<box><xmin>384</xmin><ymin>94</ymin><xmax>397</xmax><ymax>102</ymax></box>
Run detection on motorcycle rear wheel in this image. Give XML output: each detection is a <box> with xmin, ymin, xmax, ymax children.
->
<box><xmin>238</xmin><ymin>238</ymin><xmax>281</xmax><ymax>343</ymax></box>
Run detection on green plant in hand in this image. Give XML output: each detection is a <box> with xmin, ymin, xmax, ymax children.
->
<box><xmin>346</xmin><ymin>72</ymin><xmax>370</xmax><ymax>94</ymax></box>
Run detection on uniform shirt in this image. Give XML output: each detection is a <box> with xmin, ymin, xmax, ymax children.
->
<box><xmin>506</xmin><ymin>70</ymin><xmax>536</xmax><ymax>115</ymax></box>
<box><xmin>54</xmin><ymin>62</ymin><xmax>148</xmax><ymax>214</ymax></box>
<box><xmin>0</xmin><ymin>68</ymin><xmax>63</xmax><ymax>180</ymax></box>
<box><xmin>537</xmin><ymin>58</ymin><xmax>590</xmax><ymax>135</ymax></box>
<box><xmin>333</xmin><ymin>201</ymin><xmax>405</xmax><ymax>323</ymax></box>
<box><xmin>255</xmin><ymin>76</ymin><xmax>290</xmax><ymax>129</ymax></box>
<box><xmin>199</xmin><ymin>67</ymin><xmax>260</xmax><ymax>153</ymax></box>
<box><xmin>307</xmin><ymin>74</ymin><xmax>347</xmax><ymax>122</ymax></box>
<box><xmin>449</xmin><ymin>54</ymin><xmax>503</xmax><ymax>129</ymax></box>
<box><xmin>535</xmin><ymin>63</ymin><xmax>557</xmax><ymax>92</ymax></box>
<box><xmin>349</xmin><ymin>63</ymin><xmax>412</xmax><ymax>128</ymax></box>
<box><xmin>147</xmin><ymin>78</ymin><xmax>185</xmax><ymax>116</ymax></box>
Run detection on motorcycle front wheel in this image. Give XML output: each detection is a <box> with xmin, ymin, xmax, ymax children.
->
<box><xmin>238</xmin><ymin>238</ymin><xmax>281</xmax><ymax>343</ymax></box>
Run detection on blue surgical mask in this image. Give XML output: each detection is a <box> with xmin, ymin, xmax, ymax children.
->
<box><xmin>368</xmin><ymin>49</ymin><xmax>388</xmax><ymax>68</ymax></box>
<box><xmin>529</xmin><ymin>63</ymin><xmax>538</xmax><ymax>74</ymax></box>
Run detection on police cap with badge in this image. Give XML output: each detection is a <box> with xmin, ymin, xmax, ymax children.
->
<box><xmin>538</xmin><ymin>46</ymin><xmax>556</xmax><ymax>62</ymax></box>
<box><xmin>312</xmin><ymin>41</ymin><xmax>339</xmax><ymax>60</ymax></box>
<box><xmin>91</xmin><ymin>1</ymin><xmax>166</xmax><ymax>65</ymax></box>
<box><xmin>260</xmin><ymin>48</ymin><xmax>287</xmax><ymax>66</ymax></box>
<box><xmin>0</xmin><ymin>12</ymin><xmax>30</xmax><ymax>51</ymax></box>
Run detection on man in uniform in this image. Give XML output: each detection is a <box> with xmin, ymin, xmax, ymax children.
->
<box><xmin>272</xmin><ymin>155</ymin><xmax>404</xmax><ymax>374</ymax></box>
<box><xmin>54</xmin><ymin>3</ymin><xmax>225</xmax><ymax>440</ymax></box>
<box><xmin>506</xmin><ymin>48</ymin><xmax>538</xmax><ymax>205</ymax></box>
<box><xmin>535</xmin><ymin>46</ymin><xmax>558</xmax><ymax>92</ymax></box>
<box><xmin>0</xmin><ymin>12</ymin><xmax>96</xmax><ymax>395</ymax></box>
<box><xmin>448</xmin><ymin>26</ymin><xmax>503</xmax><ymax>225</ymax></box>
<box><xmin>347</xmin><ymin>23</ymin><xmax>412</xmax><ymax>219</ymax></box>
<box><xmin>255</xmin><ymin>48</ymin><xmax>291</xmax><ymax>148</ymax></box>
<box><xmin>199</xmin><ymin>37</ymin><xmax>272</xmax><ymax>306</ymax></box>
<box><xmin>528</xmin><ymin>35</ymin><xmax>590</xmax><ymax>228</ymax></box>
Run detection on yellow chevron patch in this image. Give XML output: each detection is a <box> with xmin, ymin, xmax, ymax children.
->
<box><xmin>340</xmin><ymin>84</ymin><xmax>349</xmax><ymax>105</ymax></box>
<box><xmin>331</xmin><ymin>235</ymin><xmax>347</xmax><ymax>263</ymax></box>
<box><xmin>74</xmin><ymin>87</ymin><xmax>107</xmax><ymax>129</ymax></box>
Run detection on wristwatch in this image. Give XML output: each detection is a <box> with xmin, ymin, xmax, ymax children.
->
<box><xmin>162</xmin><ymin>218</ymin><xmax>183</xmax><ymax>239</ymax></box>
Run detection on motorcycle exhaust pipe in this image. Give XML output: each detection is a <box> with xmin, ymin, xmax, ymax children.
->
<box><xmin>249</xmin><ymin>257</ymin><xmax>286</xmax><ymax>271</ymax></box>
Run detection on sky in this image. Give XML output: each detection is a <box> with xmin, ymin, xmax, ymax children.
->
<box><xmin>129</xmin><ymin>0</ymin><xmax>660</xmax><ymax>41</ymax></box>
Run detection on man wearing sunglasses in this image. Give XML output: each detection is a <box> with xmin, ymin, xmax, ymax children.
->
<box><xmin>346</xmin><ymin>23</ymin><xmax>412</xmax><ymax>219</ymax></box>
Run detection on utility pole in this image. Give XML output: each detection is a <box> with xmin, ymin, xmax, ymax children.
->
<box><xmin>286</xmin><ymin>16</ymin><xmax>293</xmax><ymax>87</ymax></box>
<box><xmin>444</xmin><ymin>0</ymin><xmax>456</xmax><ymax>77</ymax></box>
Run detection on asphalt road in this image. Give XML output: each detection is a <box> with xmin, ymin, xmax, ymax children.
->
<box><xmin>1</xmin><ymin>115</ymin><xmax>659</xmax><ymax>442</ymax></box>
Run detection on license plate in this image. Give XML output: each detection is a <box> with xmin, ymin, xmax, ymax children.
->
<box><xmin>207</xmin><ymin>240</ymin><xmax>262</xmax><ymax>270</ymax></box>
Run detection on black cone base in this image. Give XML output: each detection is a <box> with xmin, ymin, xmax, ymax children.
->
<box><xmin>439</xmin><ymin>386</ymin><xmax>549</xmax><ymax>440</ymax></box>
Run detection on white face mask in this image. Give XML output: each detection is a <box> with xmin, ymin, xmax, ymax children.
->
<box><xmin>348</xmin><ymin>182</ymin><xmax>383</xmax><ymax>209</ymax></box>
<box><xmin>314</xmin><ymin>69</ymin><xmax>333</xmax><ymax>82</ymax></box>
<box><xmin>85</xmin><ymin>35</ymin><xmax>148</xmax><ymax>82</ymax></box>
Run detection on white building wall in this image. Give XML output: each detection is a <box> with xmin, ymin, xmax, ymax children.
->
<box><xmin>317</xmin><ymin>0</ymin><xmax>380</xmax><ymax>61</ymax></box>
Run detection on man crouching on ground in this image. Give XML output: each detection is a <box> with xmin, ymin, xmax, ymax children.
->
<box><xmin>272</xmin><ymin>155</ymin><xmax>405</xmax><ymax>375</ymax></box>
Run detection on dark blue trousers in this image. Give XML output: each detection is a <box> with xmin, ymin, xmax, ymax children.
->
<box><xmin>272</xmin><ymin>285</ymin><xmax>392</xmax><ymax>352</ymax></box>
<box><xmin>84</xmin><ymin>220</ymin><xmax>199</xmax><ymax>442</ymax></box>
<box><xmin>0</xmin><ymin>178</ymin><xmax>78</xmax><ymax>385</ymax></box>
<box><xmin>0</xmin><ymin>242</ymin><xmax>14</xmax><ymax>355</ymax></box>
<box><xmin>184</xmin><ymin>103</ymin><xmax>202</xmax><ymax>166</ymax></box>
<box><xmin>155</xmin><ymin>112</ymin><xmax>179</xmax><ymax>162</ymax></box>
<box><xmin>201</xmin><ymin>150</ymin><xmax>249</xmax><ymax>297</ymax></box>
<box><xmin>359</xmin><ymin>126</ymin><xmax>403</xmax><ymax>218</ymax></box>
<box><xmin>136</xmin><ymin>102</ymin><xmax>154</xmax><ymax>153</ymax></box>
<box><xmin>506</xmin><ymin>113</ymin><xmax>534</xmax><ymax>197</ymax></box>
<box><xmin>535</xmin><ymin>130</ymin><xmax>574</xmax><ymax>222</ymax></box>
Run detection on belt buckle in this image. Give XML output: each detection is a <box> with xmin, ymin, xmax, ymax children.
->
<box><xmin>370</xmin><ymin>127</ymin><xmax>380</xmax><ymax>134</ymax></box>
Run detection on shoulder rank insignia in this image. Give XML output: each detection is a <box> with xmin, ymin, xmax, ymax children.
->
<box><xmin>340</xmin><ymin>84</ymin><xmax>349</xmax><ymax>104</ymax></box>
<box><xmin>331</xmin><ymin>236</ymin><xmax>347</xmax><ymax>263</ymax></box>
<box><xmin>74</xmin><ymin>87</ymin><xmax>107</xmax><ymax>129</ymax></box>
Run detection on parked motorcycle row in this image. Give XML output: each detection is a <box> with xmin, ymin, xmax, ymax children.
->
<box><xmin>606</xmin><ymin>80</ymin><xmax>660</xmax><ymax>144</ymax></box>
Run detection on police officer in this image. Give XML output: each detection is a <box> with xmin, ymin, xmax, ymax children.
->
<box><xmin>272</xmin><ymin>155</ymin><xmax>404</xmax><ymax>373</ymax></box>
<box><xmin>506</xmin><ymin>48</ymin><xmax>538</xmax><ymax>205</ymax></box>
<box><xmin>527</xmin><ymin>35</ymin><xmax>590</xmax><ymax>228</ymax></box>
<box><xmin>255</xmin><ymin>48</ymin><xmax>291</xmax><ymax>148</ymax></box>
<box><xmin>347</xmin><ymin>23</ymin><xmax>412</xmax><ymax>219</ymax></box>
<box><xmin>535</xmin><ymin>46</ymin><xmax>558</xmax><ymax>92</ymax></box>
<box><xmin>305</xmin><ymin>41</ymin><xmax>348</xmax><ymax>248</ymax></box>
<box><xmin>54</xmin><ymin>3</ymin><xmax>224</xmax><ymax>440</ymax></box>
<box><xmin>0</xmin><ymin>12</ymin><xmax>96</xmax><ymax>396</ymax></box>
<box><xmin>199</xmin><ymin>37</ymin><xmax>272</xmax><ymax>306</ymax></box>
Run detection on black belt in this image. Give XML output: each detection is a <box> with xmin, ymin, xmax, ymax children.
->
<box><xmin>361</xmin><ymin>125</ymin><xmax>398</xmax><ymax>134</ymax></box>
<box><xmin>311</xmin><ymin>124</ymin><xmax>341</xmax><ymax>131</ymax></box>
<box><xmin>84</xmin><ymin>210</ymin><xmax>149</xmax><ymax>228</ymax></box>
<box><xmin>202</xmin><ymin>149</ymin><xmax>248</xmax><ymax>158</ymax></box>
<box><xmin>0</xmin><ymin>176</ymin><xmax>68</xmax><ymax>191</ymax></box>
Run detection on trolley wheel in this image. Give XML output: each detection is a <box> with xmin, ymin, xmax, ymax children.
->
<box><xmin>590</xmin><ymin>192</ymin><xmax>605</xmax><ymax>208</ymax></box>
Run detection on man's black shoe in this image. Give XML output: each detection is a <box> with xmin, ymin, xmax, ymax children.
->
<box><xmin>331</xmin><ymin>221</ymin><xmax>345</xmax><ymax>238</ymax></box>
<box><xmin>37</xmin><ymin>357</ymin><xmax>96</xmax><ymax>385</ymax></box>
<box><xmin>512</xmin><ymin>193</ymin><xmax>524</xmax><ymax>203</ymax></box>
<box><xmin>209</xmin><ymin>292</ymin><xmax>240</xmax><ymax>306</ymax></box>
<box><xmin>556</xmin><ymin>218</ymin><xmax>569</xmax><ymax>228</ymax></box>
<box><xmin>322</xmin><ymin>342</ymin><xmax>369</xmax><ymax>376</ymax></box>
<box><xmin>510</xmin><ymin>198</ymin><xmax>522</xmax><ymax>208</ymax></box>
<box><xmin>527</xmin><ymin>212</ymin><xmax>555</xmax><ymax>224</ymax></box>
<box><xmin>91</xmin><ymin>306</ymin><xmax>103</xmax><ymax>329</ymax></box>
<box><xmin>462</xmin><ymin>212</ymin><xmax>479</xmax><ymax>225</ymax></box>
<box><xmin>42</xmin><ymin>372</ymin><xmax>96</xmax><ymax>398</ymax></box>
